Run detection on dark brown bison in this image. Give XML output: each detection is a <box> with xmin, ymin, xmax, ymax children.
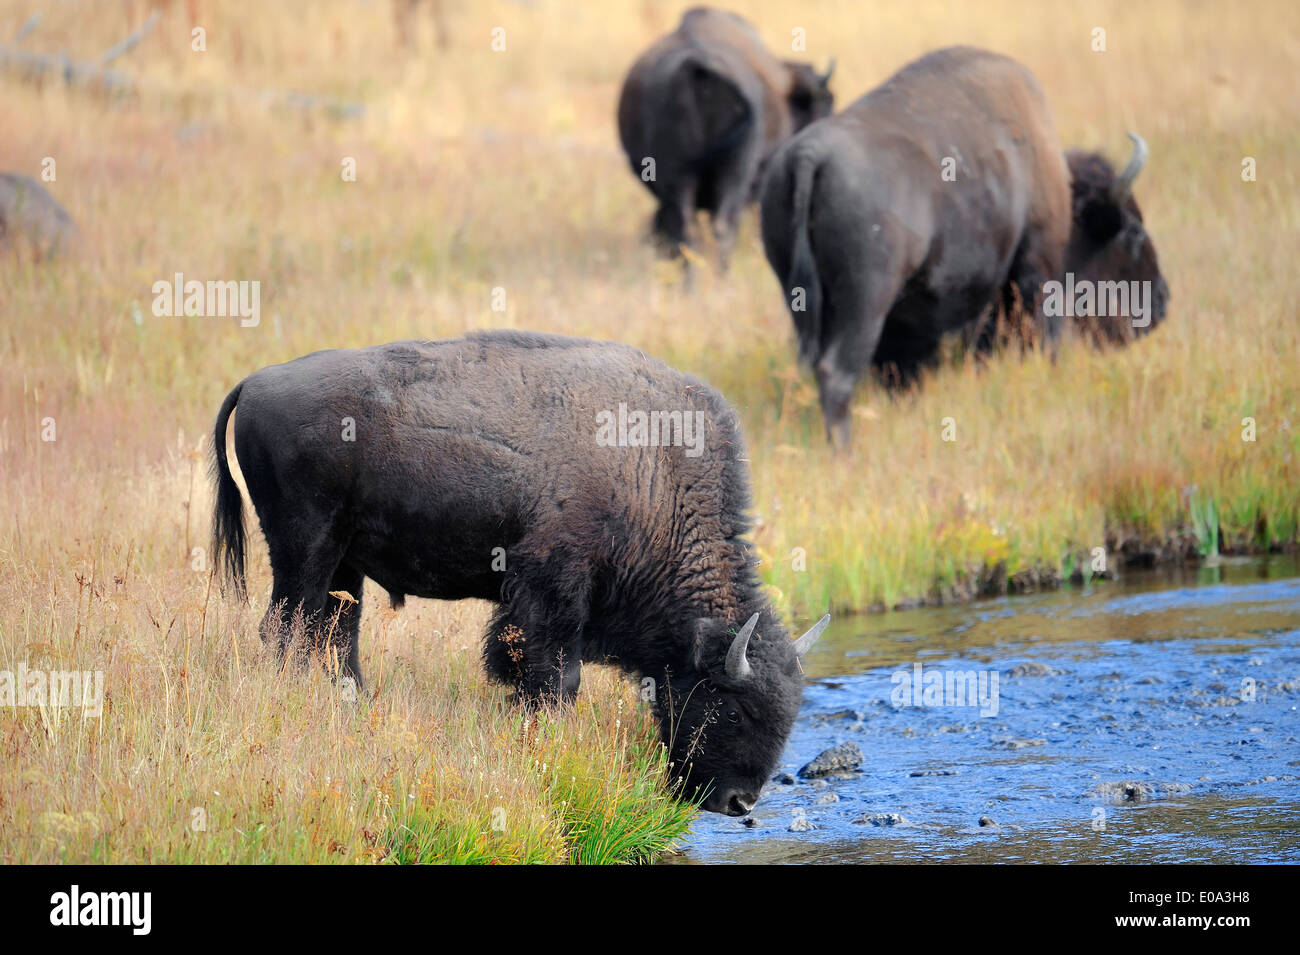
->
<box><xmin>618</xmin><ymin>7</ymin><xmax>834</xmax><ymax>270</ymax></box>
<box><xmin>760</xmin><ymin>46</ymin><xmax>1072</xmax><ymax>448</ymax></box>
<box><xmin>0</xmin><ymin>172</ymin><xmax>77</xmax><ymax>259</ymax></box>
<box><xmin>211</xmin><ymin>329</ymin><xmax>828</xmax><ymax>815</ymax></box>
<box><xmin>1061</xmin><ymin>134</ymin><xmax>1170</xmax><ymax>343</ymax></box>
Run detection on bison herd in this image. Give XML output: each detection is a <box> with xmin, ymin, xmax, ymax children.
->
<box><xmin>202</xmin><ymin>7</ymin><xmax>1173</xmax><ymax>814</ymax></box>
<box><xmin>623</xmin><ymin>9</ymin><xmax>1169</xmax><ymax>447</ymax></box>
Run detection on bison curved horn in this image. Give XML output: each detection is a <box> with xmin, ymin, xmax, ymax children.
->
<box><xmin>819</xmin><ymin>58</ymin><xmax>836</xmax><ymax>85</ymax></box>
<box><xmin>1110</xmin><ymin>132</ymin><xmax>1148</xmax><ymax>205</ymax></box>
<box><xmin>725</xmin><ymin>612</ymin><xmax>761</xmax><ymax>682</ymax></box>
<box><xmin>793</xmin><ymin>613</ymin><xmax>831</xmax><ymax>659</ymax></box>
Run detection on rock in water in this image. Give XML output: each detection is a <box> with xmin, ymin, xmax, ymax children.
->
<box><xmin>798</xmin><ymin>742</ymin><xmax>864</xmax><ymax>778</ymax></box>
<box><xmin>853</xmin><ymin>812</ymin><xmax>907</xmax><ymax>827</ymax></box>
<box><xmin>1091</xmin><ymin>780</ymin><xmax>1156</xmax><ymax>802</ymax></box>
<box><xmin>1004</xmin><ymin>662</ymin><xmax>1063</xmax><ymax>678</ymax></box>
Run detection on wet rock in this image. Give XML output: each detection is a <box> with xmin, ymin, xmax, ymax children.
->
<box><xmin>1004</xmin><ymin>662</ymin><xmax>1063</xmax><ymax>678</ymax></box>
<box><xmin>787</xmin><ymin>816</ymin><xmax>817</xmax><ymax>832</ymax></box>
<box><xmin>772</xmin><ymin>773</ymin><xmax>796</xmax><ymax>785</ymax></box>
<box><xmin>741</xmin><ymin>816</ymin><xmax>759</xmax><ymax>828</ymax></box>
<box><xmin>812</xmin><ymin>708</ymin><xmax>860</xmax><ymax>723</ymax></box>
<box><xmin>909</xmin><ymin>769</ymin><xmax>959</xmax><ymax>777</ymax></box>
<box><xmin>977</xmin><ymin>816</ymin><xmax>1024</xmax><ymax>831</ymax></box>
<box><xmin>1092</xmin><ymin>780</ymin><xmax>1155</xmax><ymax>803</ymax></box>
<box><xmin>798</xmin><ymin>742</ymin><xmax>863</xmax><ymax>779</ymax></box>
<box><xmin>814</xmin><ymin>792</ymin><xmax>840</xmax><ymax>804</ymax></box>
<box><xmin>853</xmin><ymin>812</ymin><xmax>907</xmax><ymax>827</ymax></box>
<box><xmin>994</xmin><ymin>737</ymin><xmax>1047</xmax><ymax>750</ymax></box>
<box><xmin>1205</xmin><ymin>695</ymin><xmax>1240</xmax><ymax>707</ymax></box>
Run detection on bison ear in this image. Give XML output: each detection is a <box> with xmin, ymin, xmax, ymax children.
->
<box><xmin>819</xmin><ymin>58</ymin><xmax>836</xmax><ymax>87</ymax></box>
<box><xmin>1079</xmin><ymin>199</ymin><xmax>1124</xmax><ymax>242</ymax></box>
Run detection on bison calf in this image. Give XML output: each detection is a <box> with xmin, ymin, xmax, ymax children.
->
<box><xmin>211</xmin><ymin>329</ymin><xmax>827</xmax><ymax>815</ymax></box>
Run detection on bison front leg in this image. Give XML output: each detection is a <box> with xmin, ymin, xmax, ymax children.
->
<box><xmin>484</xmin><ymin>615</ymin><xmax>583</xmax><ymax>705</ymax></box>
<box><xmin>483</xmin><ymin>573</ymin><xmax>587</xmax><ymax>705</ymax></box>
<box><xmin>1009</xmin><ymin>227</ymin><xmax>1066</xmax><ymax>355</ymax></box>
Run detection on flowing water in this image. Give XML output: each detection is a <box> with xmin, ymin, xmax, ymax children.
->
<box><xmin>677</xmin><ymin>556</ymin><xmax>1300</xmax><ymax>864</ymax></box>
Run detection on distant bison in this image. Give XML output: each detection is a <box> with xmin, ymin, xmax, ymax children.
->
<box><xmin>212</xmin><ymin>329</ymin><xmax>828</xmax><ymax>815</ymax></box>
<box><xmin>618</xmin><ymin>6</ymin><xmax>834</xmax><ymax>270</ymax></box>
<box><xmin>760</xmin><ymin>46</ymin><xmax>1072</xmax><ymax>448</ymax></box>
<box><xmin>1061</xmin><ymin>134</ymin><xmax>1170</xmax><ymax>344</ymax></box>
<box><xmin>0</xmin><ymin>172</ymin><xmax>77</xmax><ymax>259</ymax></box>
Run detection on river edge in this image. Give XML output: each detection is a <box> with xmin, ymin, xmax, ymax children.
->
<box><xmin>826</xmin><ymin>533</ymin><xmax>1300</xmax><ymax>616</ymax></box>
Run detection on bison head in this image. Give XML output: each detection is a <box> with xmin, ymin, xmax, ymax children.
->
<box><xmin>784</xmin><ymin>59</ymin><xmax>836</xmax><ymax>133</ymax></box>
<box><xmin>1065</xmin><ymin>133</ymin><xmax>1170</xmax><ymax>344</ymax></box>
<box><xmin>659</xmin><ymin>610</ymin><xmax>829</xmax><ymax>815</ymax></box>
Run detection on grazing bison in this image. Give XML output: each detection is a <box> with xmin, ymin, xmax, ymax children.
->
<box><xmin>1061</xmin><ymin>134</ymin><xmax>1170</xmax><ymax>344</ymax></box>
<box><xmin>618</xmin><ymin>6</ymin><xmax>834</xmax><ymax>270</ymax></box>
<box><xmin>0</xmin><ymin>172</ymin><xmax>77</xmax><ymax>259</ymax></box>
<box><xmin>760</xmin><ymin>46</ymin><xmax>1072</xmax><ymax>448</ymax></box>
<box><xmin>211</xmin><ymin>329</ymin><xmax>828</xmax><ymax>815</ymax></box>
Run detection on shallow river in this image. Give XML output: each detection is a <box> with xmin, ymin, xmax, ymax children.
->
<box><xmin>677</xmin><ymin>556</ymin><xmax>1300</xmax><ymax>863</ymax></box>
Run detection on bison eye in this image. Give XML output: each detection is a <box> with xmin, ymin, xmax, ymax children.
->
<box><xmin>727</xmin><ymin>710</ymin><xmax>741</xmax><ymax>724</ymax></box>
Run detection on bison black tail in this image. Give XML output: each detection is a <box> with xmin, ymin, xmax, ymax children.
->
<box><xmin>211</xmin><ymin>381</ymin><xmax>247</xmax><ymax>600</ymax></box>
<box><xmin>787</xmin><ymin>155</ymin><xmax>823</xmax><ymax>365</ymax></box>
<box><xmin>672</xmin><ymin>57</ymin><xmax>754</xmax><ymax>172</ymax></box>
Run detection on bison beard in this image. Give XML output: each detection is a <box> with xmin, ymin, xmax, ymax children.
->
<box><xmin>210</xmin><ymin>329</ymin><xmax>827</xmax><ymax>814</ymax></box>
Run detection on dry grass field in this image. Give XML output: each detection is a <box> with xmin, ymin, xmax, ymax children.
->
<box><xmin>1</xmin><ymin>0</ymin><xmax>1297</xmax><ymax>862</ymax></box>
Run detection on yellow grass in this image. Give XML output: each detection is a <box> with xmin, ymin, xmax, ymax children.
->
<box><xmin>1</xmin><ymin>0</ymin><xmax>1297</xmax><ymax>862</ymax></box>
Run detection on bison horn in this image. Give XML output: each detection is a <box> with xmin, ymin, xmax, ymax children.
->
<box><xmin>820</xmin><ymin>58</ymin><xmax>836</xmax><ymax>85</ymax></box>
<box><xmin>793</xmin><ymin>613</ymin><xmax>831</xmax><ymax>659</ymax></box>
<box><xmin>725</xmin><ymin>612</ymin><xmax>761</xmax><ymax>682</ymax></box>
<box><xmin>1110</xmin><ymin>132</ymin><xmax>1148</xmax><ymax>205</ymax></box>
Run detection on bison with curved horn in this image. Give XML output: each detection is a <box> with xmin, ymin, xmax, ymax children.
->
<box><xmin>618</xmin><ymin>6</ymin><xmax>834</xmax><ymax>272</ymax></box>
<box><xmin>760</xmin><ymin>46</ymin><xmax>1072</xmax><ymax>448</ymax></box>
<box><xmin>211</xmin><ymin>329</ymin><xmax>828</xmax><ymax>815</ymax></box>
<box><xmin>974</xmin><ymin>134</ymin><xmax>1170</xmax><ymax>353</ymax></box>
<box><xmin>1061</xmin><ymin>133</ymin><xmax>1170</xmax><ymax>343</ymax></box>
